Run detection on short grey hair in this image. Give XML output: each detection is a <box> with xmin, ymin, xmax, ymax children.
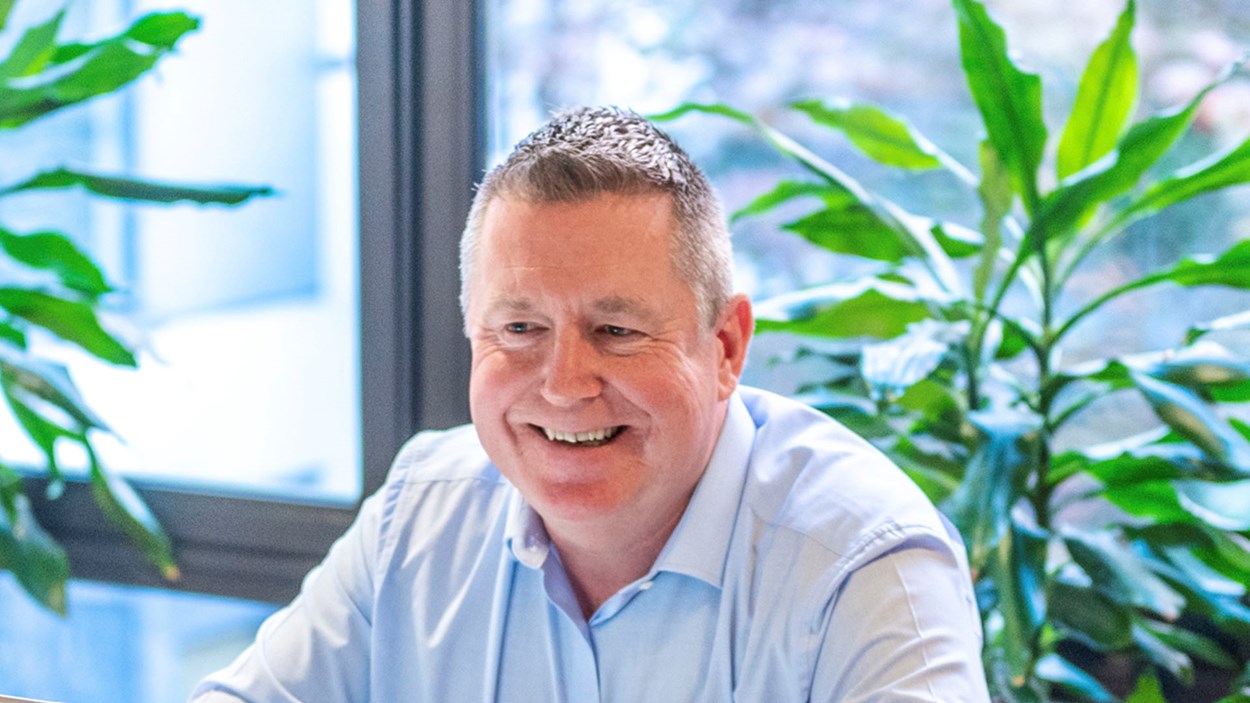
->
<box><xmin>459</xmin><ymin>106</ymin><xmax>733</xmax><ymax>327</ymax></box>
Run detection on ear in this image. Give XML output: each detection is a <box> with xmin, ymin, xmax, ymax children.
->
<box><xmin>714</xmin><ymin>294</ymin><xmax>754</xmax><ymax>401</ymax></box>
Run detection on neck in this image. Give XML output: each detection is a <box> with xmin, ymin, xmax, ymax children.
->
<box><xmin>548</xmin><ymin>502</ymin><xmax>687</xmax><ymax>619</ymax></box>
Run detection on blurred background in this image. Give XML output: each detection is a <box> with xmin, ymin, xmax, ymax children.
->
<box><xmin>0</xmin><ymin>0</ymin><xmax>1247</xmax><ymax>699</ymax></box>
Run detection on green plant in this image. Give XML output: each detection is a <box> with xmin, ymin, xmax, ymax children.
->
<box><xmin>659</xmin><ymin>0</ymin><xmax>1250</xmax><ymax>700</ymax></box>
<box><xmin>0</xmin><ymin>1</ymin><xmax>269</xmax><ymax>613</ymax></box>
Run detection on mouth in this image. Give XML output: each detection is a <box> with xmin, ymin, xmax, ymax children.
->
<box><xmin>534</xmin><ymin>425</ymin><xmax>624</xmax><ymax>447</ymax></box>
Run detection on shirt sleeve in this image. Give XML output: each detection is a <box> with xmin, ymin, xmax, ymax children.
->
<box><xmin>188</xmin><ymin>479</ymin><xmax>393</xmax><ymax>703</ymax></box>
<box><xmin>810</xmin><ymin>540</ymin><xmax>992</xmax><ymax>703</ymax></box>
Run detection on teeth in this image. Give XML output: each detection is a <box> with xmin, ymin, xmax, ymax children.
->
<box><xmin>541</xmin><ymin>426</ymin><xmax>619</xmax><ymax>445</ymax></box>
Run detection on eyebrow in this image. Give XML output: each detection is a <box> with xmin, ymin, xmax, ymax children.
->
<box><xmin>593</xmin><ymin>296</ymin><xmax>653</xmax><ymax>318</ymax></box>
<box><xmin>483</xmin><ymin>295</ymin><xmax>659</xmax><ymax>320</ymax></box>
<box><xmin>485</xmin><ymin>297</ymin><xmax>536</xmax><ymax>314</ymax></box>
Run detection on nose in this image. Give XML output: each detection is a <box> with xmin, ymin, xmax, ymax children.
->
<box><xmin>541</xmin><ymin>328</ymin><xmax>602</xmax><ymax>406</ymax></box>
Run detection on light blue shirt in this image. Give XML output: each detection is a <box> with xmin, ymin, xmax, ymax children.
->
<box><xmin>193</xmin><ymin>387</ymin><xmax>990</xmax><ymax>702</ymax></box>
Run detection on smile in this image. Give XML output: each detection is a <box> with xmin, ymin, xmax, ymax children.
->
<box><xmin>538</xmin><ymin>425</ymin><xmax>622</xmax><ymax>447</ymax></box>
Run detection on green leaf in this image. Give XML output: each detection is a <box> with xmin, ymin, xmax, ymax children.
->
<box><xmin>0</xmin><ymin>228</ymin><xmax>111</xmax><ymax>296</ymax></box>
<box><xmin>0</xmin><ymin>320</ymin><xmax>26</xmax><ymax>348</ymax></box>
<box><xmin>1214</xmin><ymin>379</ymin><xmax>1250</xmax><ymax>403</ymax></box>
<box><xmin>1078</xmin><ymin>442</ymin><xmax>1218</xmax><ymax>488</ymax></box>
<box><xmin>1135</xmin><ymin>529</ymin><xmax>1249</xmax><ymax>597</ymax></box>
<box><xmin>1</xmin><ymin>378</ymin><xmax>73</xmax><ymax>484</ymax></box>
<box><xmin>0</xmin><ymin>347</ymin><xmax>110</xmax><ymax>431</ymax></box>
<box><xmin>989</xmin><ymin>517</ymin><xmax>1048</xmax><ymax>684</ymax></box>
<box><xmin>1036</xmin><ymin>58</ymin><xmax>1240</xmax><ymax>247</ymax></box>
<box><xmin>0</xmin><ymin>288</ymin><xmax>135</xmax><ymax>366</ymax></box>
<box><xmin>952</xmin><ymin>0</ymin><xmax>1046</xmax><ymax>212</ymax></box>
<box><xmin>123</xmin><ymin>11</ymin><xmax>199</xmax><ymax>47</ymax></box>
<box><xmin>975</xmin><ymin>142</ymin><xmax>1012</xmax><ymax>302</ymax></box>
<box><xmin>0</xmin><ymin>45</ymin><xmax>156</xmax><ymax>127</ymax></box>
<box><xmin>1034</xmin><ymin>653</ymin><xmax>1117</xmax><ymax>703</ymax></box>
<box><xmin>1075</xmin><ymin>341</ymin><xmax>1250</xmax><ymax>403</ymax></box>
<box><xmin>896</xmin><ymin>458</ymin><xmax>962</xmax><ymax>504</ymax></box>
<box><xmin>650</xmin><ymin>101</ymin><xmax>754</xmax><ymax>125</ymax></box>
<box><xmin>783</xmin><ymin>201</ymin><xmax>908</xmax><ymax>262</ymax></box>
<box><xmin>1198</xmin><ymin>528</ymin><xmax>1250</xmax><ymax>585</ymax></box>
<box><xmin>1136</xmin><ymin>341</ymin><xmax>1250</xmax><ymax>389</ymax></box>
<box><xmin>896</xmin><ymin>377</ymin><xmax>968</xmax><ymax>443</ymax></box>
<box><xmin>1154</xmin><ymin>239</ymin><xmax>1250</xmax><ymax>290</ymax></box>
<box><xmin>655</xmin><ymin>102</ymin><xmax>964</xmax><ymax>293</ymax></box>
<box><xmin>730</xmin><ymin>180</ymin><xmax>833</xmax><ymax>223</ymax></box>
<box><xmin>860</xmin><ymin>322</ymin><xmax>958</xmax><ymax>402</ymax></box>
<box><xmin>1</xmin><ymin>168</ymin><xmax>274</xmax><ymax>205</ymax></box>
<box><xmin>796</xmin><ymin>389</ymin><xmax>894</xmax><ymax>440</ymax></box>
<box><xmin>931</xmin><ymin>222</ymin><xmax>983</xmax><ymax>259</ymax></box>
<box><xmin>0</xmin><ymin>0</ymin><xmax>15</xmax><ymax>31</ymax></box>
<box><xmin>1050</xmin><ymin>580</ymin><xmax>1134</xmax><ymax>649</ymax></box>
<box><xmin>48</xmin><ymin>41</ymin><xmax>90</xmax><ymax>65</ymax></box>
<box><xmin>86</xmin><ymin>448</ymin><xmax>179</xmax><ymax>582</ymax></box>
<box><xmin>791</xmin><ymin>99</ymin><xmax>944</xmax><ymax>170</ymax></box>
<box><xmin>0</xmin><ymin>494</ymin><xmax>69</xmax><ymax>614</ymax></box>
<box><xmin>754</xmin><ymin>279</ymin><xmax>936</xmax><ymax>339</ymax></box>
<box><xmin>1174</xmin><ymin>479</ymin><xmax>1250</xmax><ymax>531</ymax></box>
<box><xmin>1063</xmin><ymin>528</ymin><xmax>1186</xmax><ymax>620</ymax></box>
<box><xmin>1124</xmin><ymin>671</ymin><xmax>1167</xmax><ymax>703</ymax></box>
<box><xmin>941</xmin><ymin>410</ymin><xmax>1040</xmax><ymax>571</ymax></box>
<box><xmin>1056</xmin><ymin>0</ymin><xmax>1138</xmax><ymax>180</ymax></box>
<box><xmin>0</xmin><ymin>11</ymin><xmax>199</xmax><ymax>127</ymax></box>
<box><xmin>1152</xmin><ymin>556</ymin><xmax>1250</xmax><ymax>636</ymax></box>
<box><xmin>1142</xmin><ymin>619</ymin><xmax>1238</xmax><ymax>669</ymax></box>
<box><xmin>1105</xmin><ymin>480</ymin><xmax>1205</xmax><ymax>525</ymax></box>
<box><xmin>1121</xmin><ymin>135</ymin><xmax>1250</xmax><ymax>226</ymax></box>
<box><xmin>1160</xmin><ymin>545</ymin><xmax>1245</xmax><ymax>598</ymax></box>
<box><xmin>0</xmin><ymin>461</ymin><xmax>20</xmax><ymax>518</ymax></box>
<box><xmin>0</xmin><ymin>9</ymin><xmax>65</xmax><ymax>80</ymax></box>
<box><xmin>1187</xmin><ymin>309</ymin><xmax>1250</xmax><ymax>344</ymax></box>
<box><xmin>1130</xmin><ymin>372</ymin><xmax>1250</xmax><ymax>473</ymax></box>
<box><xmin>1108</xmin><ymin>479</ymin><xmax>1250</xmax><ymax>532</ymax></box>
<box><xmin>1132</xmin><ymin>623</ymin><xmax>1193</xmax><ymax>684</ymax></box>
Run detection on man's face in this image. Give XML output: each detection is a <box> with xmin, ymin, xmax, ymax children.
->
<box><xmin>466</xmin><ymin>193</ymin><xmax>749</xmax><ymax>536</ymax></box>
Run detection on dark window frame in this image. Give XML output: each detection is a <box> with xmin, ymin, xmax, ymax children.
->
<box><xmin>28</xmin><ymin>0</ymin><xmax>481</xmax><ymax>605</ymax></box>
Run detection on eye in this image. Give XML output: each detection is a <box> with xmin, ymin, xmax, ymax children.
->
<box><xmin>602</xmin><ymin>325</ymin><xmax>635</xmax><ymax>337</ymax></box>
<box><xmin>504</xmin><ymin>322</ymin><xmax>531</xmax><ymax>334</ymax></box>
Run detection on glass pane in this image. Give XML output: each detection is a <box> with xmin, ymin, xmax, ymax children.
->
<box><xmin>0</xmin><ymin>573</ymin><xmax>276</xmax><ymax>702</ymax></box>
<box><xmin>482</xmin><ymin>0</ymin><xmax>1250</xmax><ymax>376</ymax></box>
<box><xmin>0</xmin><ymin>0</ymin><xmax>360</xmax><ymax>502</ymax></box>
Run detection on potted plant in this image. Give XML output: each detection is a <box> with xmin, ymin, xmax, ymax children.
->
<box><xmin>659</xmin><ymin>0</ymin><xmax>1250</xmax><ymax>700</ymax></box>
<box><xmin>0</xmin><ymin>1</ymin><xmax>269</xmax><ymax>613</ymax></box>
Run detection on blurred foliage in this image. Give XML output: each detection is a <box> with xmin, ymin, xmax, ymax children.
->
<box><xmin>0</xmin><ymin>1</ymin><xmax>269</xmax><ymax>613</ymax></box>
<box><xmin>661</xmin><ymin>0</ymin><xmax>1250</xmax><ymax>700</ymax></box>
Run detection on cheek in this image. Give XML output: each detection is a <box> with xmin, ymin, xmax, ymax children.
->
<box><xmin>624</xmin><ymin>354</ymin><xmax>720</xmax><ymax>420</ymax></box>
<box><xmin>469</xmin><ymin>350</ymin><xmax>528</xmax><ymax>419</ymax></box>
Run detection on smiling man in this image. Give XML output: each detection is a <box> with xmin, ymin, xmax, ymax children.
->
<box><xmin>193</xmin><ymin>107</ymin><xmax>990</xmax><ymax>702</ymax></box>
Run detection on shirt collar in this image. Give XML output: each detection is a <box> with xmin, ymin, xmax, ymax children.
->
<box><xmin>650</xmin><ymin>392</ymin><xmax>754</xmax><ymax>588</ymax></box>
<box><xmin>502</xmin><ymin>391</ymin><xmax>757</xmax><ymax>585</ymax></box>
<box><xmin>505</xmin><ymin>491</ymin><xmax>551</xmax><ymax>569</ymax></box>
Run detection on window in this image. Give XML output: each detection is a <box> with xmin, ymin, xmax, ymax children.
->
<box><xmin>1</xmin><ymin>0</ymin><xmax>360</xmax><ymax>502</ymax></box>
<box><xmin>483</xmin><ymin>0</ymin><xmax>1250</xmax><ymax>375</ymax></box>
<box><xmin>1</xmin><ymin>0</ymin><xmax>481</xmax><ymax>606</ymax></box>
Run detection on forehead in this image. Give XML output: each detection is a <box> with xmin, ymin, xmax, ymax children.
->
<box><xmin>477</xmin><ymin>193</ymin><xmax>676</xmax><ymax>266</ymax></box>
<box><xmin>469</xmin><ymin>193</ymin><xmax>695</xmax><ymax>314</ymax></box>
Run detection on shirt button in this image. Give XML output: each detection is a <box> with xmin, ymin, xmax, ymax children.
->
<box><xmin>638</xmin><ymin>580</ymin><xmax>654</xmax><ymax>591</ymax></box>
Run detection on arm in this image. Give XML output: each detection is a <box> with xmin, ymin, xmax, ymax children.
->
<box><xmin>810</xmin><ymin>542</ymin><xmax>991</xmax><ymax>703</ymax></box>
<box><xmin>189</xmin><ymin>484</ymin><xmax>390</xmax><ymax>703</ymax></box>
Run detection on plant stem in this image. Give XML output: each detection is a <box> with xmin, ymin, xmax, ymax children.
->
<box><xmin>1050</xmin><ymin>272</ymin><xmax>1163</xmax><ymax>346</ymax></box>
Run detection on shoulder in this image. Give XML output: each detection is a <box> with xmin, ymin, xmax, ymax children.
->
<box><xmin>387</xmin><ymin>423</ymin><xmax>498</xmax><ymax>484</ymax></box>
<box><xmin>736</xmin><ymin>386</ymin><xmax>958</xmax><ymax>580</ymax></box>
<box><xmin>370</xmin><ymin>424</ymin><xmax>513</xmax><ymax>559</ymax></box>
